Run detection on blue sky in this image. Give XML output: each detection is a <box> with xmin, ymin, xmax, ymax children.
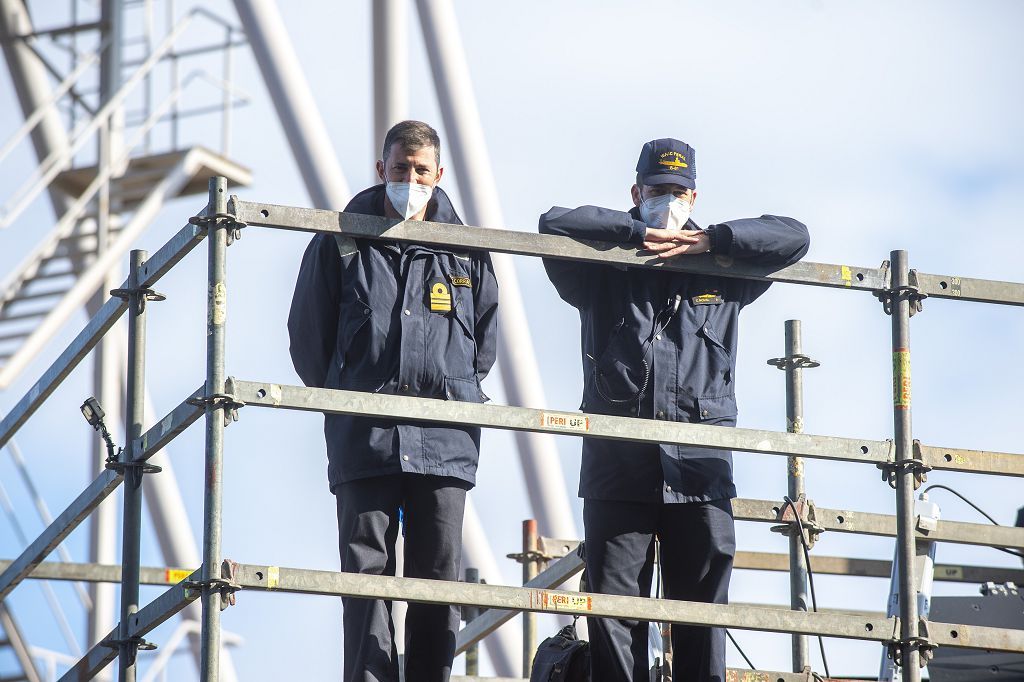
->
<box><xmin>1</xmin><ymin>1</ymin><xmax>1023</xmax><ymax>679</ymax></box>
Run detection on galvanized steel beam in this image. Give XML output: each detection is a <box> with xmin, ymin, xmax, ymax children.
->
<box><xmin>229</xmin><ymin>199</ymin><xmax>1024</xmax><ymax>307</ymax></box>
<box><xmin>733</xmin><ymin>550</ymin><xmax>1024</xmax><ymax>585</ymax></box>
<box><xmin>227</xmin><ymin>562</ymin><xmax>1024</xmax><ymax>653</ymax></box>
<box><xmin>733</xmin><ymin>498</ymin><xmax>1024</xmax><ymax>550</ymax></box>
<box><xmin>226</xmin><ymin>379</ymin><xmax>1024</xmax><ymax>479</ymax></box>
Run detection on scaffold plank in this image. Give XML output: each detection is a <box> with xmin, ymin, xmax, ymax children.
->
<box><xmin>0</xmin><ymin>221</ymin><xmax>206</xmax><ymax>451</ymax></box>
<box><xmin>0</xmin><ymin>469</ymin><xmax>122</xmax><ymax>600</ymax></box>
<box><xmin>228</xmin><ymin>562</ymin><xmax>1024</xmax><ymax>653</ymax></box>
<box><xmin>230</xmin><ymin>199</ymin><xmax>1024</xmax><ymax>307</ymax></box>
<box><xmin>227</xmin><ymin>379</ymin><xmax>1024</xmax><ymax>478</ymax></box>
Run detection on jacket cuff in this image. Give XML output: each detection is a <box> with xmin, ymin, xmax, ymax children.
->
<box><xmin>629</xmin><ymin>219</ymin><xmax>648</xmax><ymax>245</ymax></box>
<box><xmin>706</xmin><ymin>224</ymin><xmax>733</xmax><ymax>255</ymax></box>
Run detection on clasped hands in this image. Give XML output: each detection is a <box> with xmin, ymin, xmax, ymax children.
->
<box><xmin>642</xmin><ymin>227</ymin><xmax>711</xmax><ymax>259</ymax></box>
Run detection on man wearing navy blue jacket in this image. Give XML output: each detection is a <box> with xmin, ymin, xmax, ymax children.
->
<box><xmin>288</xmin><ymin>120</ymin><xmax>499</xmax><ymax>682</ymax></box>
<box><xmin>539</xmin><ymin>138</ymin><xmax>809</xmax><ymax>681</ymax></box>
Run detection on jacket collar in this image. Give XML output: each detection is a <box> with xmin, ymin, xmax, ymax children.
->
<box><xmin>344</xmin><ymin>184</ymin><xmax>464</xmax><ymax>256</ymax></box>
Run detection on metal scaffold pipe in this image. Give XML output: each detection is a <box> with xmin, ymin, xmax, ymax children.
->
<box><xmin>889</xmin><ymin>250</ymin><xmax>921</xmax><ymax>677</ymax></box>
<box><xmin>783</xmin><ymin>320</ymin><xmax>810</xmax><ymax>671</ymax></box>
<box><xmin>118</xmin><ymin>250</ymin><xmax>150</xmax><ymax>681</ymax></box>
<box><xmin>200</xmin><ymin>178</ymin><xmax>229</xmax><ymax>682</ymax></box>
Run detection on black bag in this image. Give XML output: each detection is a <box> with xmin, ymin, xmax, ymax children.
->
<box><xmin>529</xmin><ymin>620</ymin><xmax>590</xmax><ymax>682</ymax></box>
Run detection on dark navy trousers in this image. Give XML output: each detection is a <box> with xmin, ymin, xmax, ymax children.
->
<box><xmin>334</xmin><ymin>474</ymin><xmax>470</xmax><ymax>682</ymax></box>
<box><xmin>583</xmin><ymin>498</ymin><xmax>735</xmax><ymax>682</ymax></box>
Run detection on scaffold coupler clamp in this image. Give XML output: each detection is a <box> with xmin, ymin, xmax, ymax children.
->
<box><xmin>101</xmin><ymin>633</ymin><xmax>158</xmax><ymax>665</ymax></box>
<box><xmin>877</xmin><ymin>439</ymin><xmax>931</xmax><ymax>490</ymax></box>
<box><xmin>766</xmin><ymin>353</ymin><xmax>820</xmax><ymax>371</ymax></box>
<box><xmin>188</xmin><ymin>388</ymin><xmax>245</xmax><ymax>426</ymax></box>
<box><xmin>885</xmin><ymin>617</ymin><xmax>936</xmax><ymax>668</ymax></box>
<box><xmin>184</xmin><ymin>559</ymin><xmax>242</xmax><ymax>611</ymax></box>
<box><xmin>189</xmin><ymin>210</ymin><xmax>247</xmax><ymax>245</ymax></box>
<box><xmin>109</xmin><ymin>284</ymin><xmax>166</xmax><ymax>314</ymax></box>
<box><xmin>506</xmin><ymin>548</ymin><xmax>556</xmax><ymax>570</ymax></box>
<box><xmin>770</xmin><ymin>494</ymin><xmax>825</xmax><ymax>548</ymax></box>
<box><xmin>104</xmin><ymin>456</ymin><xmax>162</xmax><ymax>476</ymax></box>
<box><xmin>873</xmin><ymin>262</ymin><xmax>927</xmax><ymax>316</ymax></box>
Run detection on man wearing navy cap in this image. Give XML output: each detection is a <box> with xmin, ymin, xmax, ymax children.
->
<box><xmin>539</xmin><ymin>138</ymin><xmax>810</xmax><ymax>680</ymax></box>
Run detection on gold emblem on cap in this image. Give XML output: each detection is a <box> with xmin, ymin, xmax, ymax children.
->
<box><xmin>657</xmin><ymin>150</ymin><xmax>688</xmax><ymax>169</ymax></box>
<box><xmin>429</xmin><ymin>282</ymin><xmax>452</xmax><ymax>312</ymax></box>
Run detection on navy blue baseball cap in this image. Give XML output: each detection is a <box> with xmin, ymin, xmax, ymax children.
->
<box><xmin>635</xmin><ymin>138</ymin><xmax>697</xmax><ymax>189</ymax></box>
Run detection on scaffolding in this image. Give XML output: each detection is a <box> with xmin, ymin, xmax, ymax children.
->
<box><xmin>1</xmin><ymin>177</ymin><xmax>1023</xmax><ymax>681</ymax></box>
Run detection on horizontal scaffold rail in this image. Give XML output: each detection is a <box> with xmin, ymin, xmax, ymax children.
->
<box><xmin>230</xmin><ymin>198</ymin><xmax>1024</xmax><ymax>307</ymax></box>
<box><xmin>733</xmin><ymin>499</ymin><xmax>1024</xmax><ymax>549</ymax></box>
<box><xmin>227</xmin><ymin>379</ymin><xmax>1024</xmax><ymax>479</ymax></box>
<box><xmin>5</xmin><ymin>550</ymin><xmax>1017</xmax><ymax>593</ymax></box>
<box><xmin>49</xmin><ymin>558</ymin><xmax>1024</xmax><ymax>678</ymax></box>
<box><xmin>130</xmin><ymin>561</ymin><xmax>1024</xmax><ymax>653</ymax></box>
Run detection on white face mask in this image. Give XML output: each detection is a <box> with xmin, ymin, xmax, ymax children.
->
<box><xmin>639</xmin><ymin>193</ymin><xmax>692</xmax><ymax>230</ymax></box>
<box><xmin>386</xmin><ymin>182</ymin><xmax>434</xmax><ymax>220</ymax></box>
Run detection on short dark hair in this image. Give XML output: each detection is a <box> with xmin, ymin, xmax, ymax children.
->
<box><xmin>382</xmin><ymin>120</ymin><xmax>441</xmax><ymax>166</ymax></box>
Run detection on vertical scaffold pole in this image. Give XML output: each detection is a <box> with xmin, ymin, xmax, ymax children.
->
<box><xmin>522</xmin><ymin>519</ymin><xmax>538</xmax><ymax>677</ymax></box>
<box><xmin>117</xmin><ymin>250</ymin><xmax>149</xmax><ymax>681</ymax></box>
<box><xmin>889</xmin><ymin>250</ymin><xmax>921</xmax><ymax>677</ymax></box>
<box><xmin>464</xmin><ymin>568</ymin><xmax>480</xmax><ymax>676</ymax></box>
<box><xmin>783</xmin><ymin>320</ymin><xmax>810</xmax><ymax>672</ymax></box>
<box><xmin>200</xmin><ymin>177</ymin><xmax>229</xmax><ymax>682</ymax></box>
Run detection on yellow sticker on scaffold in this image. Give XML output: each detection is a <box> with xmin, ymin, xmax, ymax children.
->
<box><xmin>166</xmin><ymin>568</ymin><xmax>192</xmax><ymax>584</ymax></box>
<box><xmin>541</xmin><ymin>412</ymin><xmax>590</xmax><ymax>433</ymax></box>
<box><xmin>542</xmin><ymin>591</ymin><xmax>593</xmax><ymax>612</ymax></box>
<box><xmin>267</xmin><ymin>566</ymin><xmax>280</xmax><ymax>589</ymax></box>
<box><xmin>893</xmin><ymin>349</ymin><xmax>911</xmax><ymax>408</ymax></box>
<box><xmin>841</xmin><ymin>265</ymin><xmax>852</xmax><ymax>287</ymax></box>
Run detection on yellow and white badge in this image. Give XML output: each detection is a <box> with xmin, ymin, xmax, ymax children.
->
<box><xmin>429</xmin><ymin>281</ymin><xmax>452</xmax><ymax>312</ymax></box>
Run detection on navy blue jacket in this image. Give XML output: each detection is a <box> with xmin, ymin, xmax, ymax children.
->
<box><xmin>288</xmin><ymin>185</ymin><xmax>499</xmax><ymax>490</ymax></box>
<box><xmin>539</xmin><ymin>205</ymin><xmax>809</xmax><ymax>503</ymax></box>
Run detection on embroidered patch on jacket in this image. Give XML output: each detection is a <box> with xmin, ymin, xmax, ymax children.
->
<box><xmin>691</xmin><ymin>291</ymin><xmax>724</xmax><ymax>305</ymax></box>
<box><xmin>449</xmin><ymin>275</ymin><xmax>472</xmax><ymax>288</ymax></box>
<box><xmin>429</xmin><ymin>282</ymin><xmax>452</xmax><ymax>312</ymax></box>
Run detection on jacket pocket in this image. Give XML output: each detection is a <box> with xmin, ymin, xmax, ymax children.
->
<box><xmin>697</xmin><ymin>321</ymin><xmax>733</xmax><ymax>389</ymax></box>
<box><xmin>695</xmin><ymin>394</ymin><xmax>738</xmax><ymax>423</ymax></box>
<box><xmin>591</xmin><ymin>318</ymin><xmax>649</xmax><ymax>404</ymax></box>
<box><xmin>444</xmin><ymin>376</ymin><xmax>489</xmax><ymax>403</ymax></box>
<box><xmin>338</xmin><ymin>298</ymin><xmax>372</xmax><ymax>364</ymax></box>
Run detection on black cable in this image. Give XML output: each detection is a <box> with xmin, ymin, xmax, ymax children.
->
<box><xmin>783</xmin><ymin>496</ymin><xmax>831</xmax><ymax>679</ymax></box>
<box><xmin>922</xmin><ymin>484</ymin><xmax>1024</xmax><ymax>559</ymax></box>
<box><xmin>725</xmin><ymin>629</ymin><xmax>756</xmax><ymax>670</ymax></box>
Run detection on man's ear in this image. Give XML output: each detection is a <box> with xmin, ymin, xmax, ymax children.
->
<box><xmin>434</xmin><ymin>166</ymin><xmax>444</xmax><ymax>184</ymax></box>
<box><xmin>630</xmin><ymin>184</ymin><xmax>642</xmax><ymax>207</ymax></box>
<box><xmin>376</xmin><ymin>160</ymin><xmax>386</xmax><ymax>183</ymax></box>
<box><xmin>689</xmin><ymin>190</ymin><xmax>698</xmax><ymax>207</ymax></box>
